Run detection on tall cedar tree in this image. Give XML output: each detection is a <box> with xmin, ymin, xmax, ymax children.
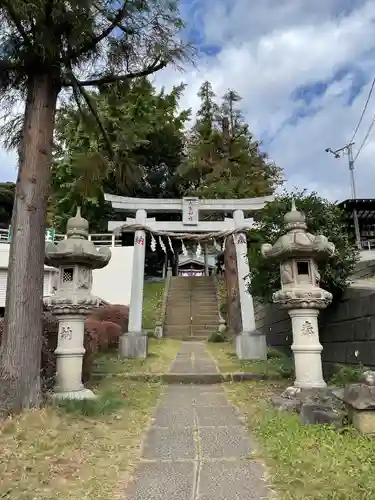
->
<box><xmin>52</xmin><ymin>78</ymin><xmax>190</xmax><ymax>231</ymax></box>
<box><xmin>0</xmin><ymin>0</ymin><xmax>189</xmax><ymax>412</ymax></box>
<box><xmin>179</xmin><ymin>82</ymin><xmax>283</xmax><ymax>198</ymax></box>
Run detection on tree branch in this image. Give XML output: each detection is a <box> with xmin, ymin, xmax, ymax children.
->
<box><xmin>93</xmin><ymin>2</ymin><xmax>134</xmax><ymax>36</ymax></box>
<box><xmin>67</xmin><ymin>70</ymin><xmax>114</xmax><ymax>160</ymax></box>
<box><xmin>2</xmin><ymin>1</ymin><xmax>33</xmax><ymax>48</ymax></box>
<box><xmin>62</xmin><ymin>59</ymin><xmax>167</xmax><ymax>87</ymax></box>
<box><xmin>66</xmin><ymin>1</ymin><xmax>128</xmax><ymax>60</ymax></box>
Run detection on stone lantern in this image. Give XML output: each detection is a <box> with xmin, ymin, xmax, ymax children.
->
<box><xmin>44</xmin><ymin>208</ymin><xmax>111</xmax><ymax>400</ymax></box>
<box><xmin>261</xmin><ymin>201</ymin><xmax>335</xmax><ymax>389</ymax></box>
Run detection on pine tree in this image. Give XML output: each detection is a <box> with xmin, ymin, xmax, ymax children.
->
<box><xmin>178</xmin><ymin>81</ymin><xmax>221</xmax><ymax>191</ymax></box>
<box><xmin>180</xmin><ymin>83</ymin><xmax>283</xmax><ymax>199</ymax></box>
<box><xmin>0</xmin><ymin>0</ymin><xmax>189</xmax><ymax>412</ymax></box>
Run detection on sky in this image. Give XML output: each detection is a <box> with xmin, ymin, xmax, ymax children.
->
<box><xmin>1</xmin><ymin>0</ymin><xmax>375</xmax><ymax>202</ymax></box>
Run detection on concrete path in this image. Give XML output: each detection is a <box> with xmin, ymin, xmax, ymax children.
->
<box><xmin>124</xmin><ymin>342</ymin><xmax>270</xmax><ymax>500</ymax></box>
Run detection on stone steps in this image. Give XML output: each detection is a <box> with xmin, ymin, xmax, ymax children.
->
<box><xmin>164</xmin><ymin>276</ymin><xmax>219</xmax><ymax>340</ymax></box>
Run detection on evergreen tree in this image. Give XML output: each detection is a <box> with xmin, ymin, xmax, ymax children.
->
<box><xmin>0</xmin><ymin>0</ymin><xmax>189</xmax><ymax>412</ymax></box>
<box><xmin>52</xmin><ymin>79</ymin><xmax>190</xmax><ymax>231</ymax></box>
<box><xmin>180</xmin><ymin>83</ymin><xmax>283</xmax><ymax>198</ymax></box>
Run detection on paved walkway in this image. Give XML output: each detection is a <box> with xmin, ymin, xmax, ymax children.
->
<box><xmin>124</xmin><ymin>342</ymin><xmax>270</xmax><ymax>500</ymax></box>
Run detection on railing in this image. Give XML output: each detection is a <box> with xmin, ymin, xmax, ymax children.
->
<box><xmin>361</xmin><ymin>240</ymin><xmax>375</xmax><ymax>251</ymax></box>
<box><xmin>0</xmin><ymin>229</ymin><xmax>123</xmax><ymax>247</ymax></box>
<box><xmin>2</xmin><ymin>225</ymin><xmax>375</xmax><ymax>252</ymax></box>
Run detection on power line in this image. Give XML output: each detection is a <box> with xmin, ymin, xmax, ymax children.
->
<box><xmin>350</xmin><ymin>76</ymin><xmax>375</xmax><ymax>144</ymax></box>
<box><xmin>353</xmin><ymin>110</ymin><xmax>375</xmax><ymax>162</ymax></box>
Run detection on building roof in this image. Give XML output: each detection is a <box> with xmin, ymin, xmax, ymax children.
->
<box><xmin>178</xmin><ymin>258</ymin><xmax>215</xmax><ymax>269</ymax></box>
<box><xmin>338</xmin><ymin>199</ymin><xmax>375</xmax><ymax>223</ymax></box>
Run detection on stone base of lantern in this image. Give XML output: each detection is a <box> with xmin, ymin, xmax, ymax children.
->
<box><xmin>289</xmin><ymin>308</ymin><xmax>326</xmax><ymax>389</ymax></box>
<box><xmin>119</xmin><ymin>332</ymin><xmax>148</xmax><ymax>358</ymax></box>
<box><xmin>53</xmin><ymin>388</ymin><xmax>97</xmax><ymax>401</ymax></box>
<box><xmin>236</xmin><ymin>330</ymin><xmax>267</xmax><ymax>360</ymax></box>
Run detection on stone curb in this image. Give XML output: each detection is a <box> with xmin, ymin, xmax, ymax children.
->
<box><xmin>93</xmin><ymin>371</ymin><xmax>281</xmax><ymax>384</ymax></box>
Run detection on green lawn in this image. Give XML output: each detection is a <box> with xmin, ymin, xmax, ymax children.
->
<box><xmin>0</xmin><ymin>373</ymin><xmax>161</xmax><ymax>500</ymax></box>
<box><xmin>226</xmin><ymin>381</ymin><xmax>375</xmax><ymax>500</ymax></box>
<box><xmin>142</xmin><ymin>281</ymin><xmax>165</xmax><ymax>330</ymax></box>
<box><xmin>94</xmin><ymin>338</ymin><xmax>181</xmax><ymax>375</ymax></box>
<box><xmin>207</xmin><ymin>341</ymin><xmax>293</xmax><ymax>379</ymax></box>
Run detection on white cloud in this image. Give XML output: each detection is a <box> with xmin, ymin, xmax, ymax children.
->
<box><xmin>153</xmin><ymin>0</ymin><xmax>375</xmax><ymax>200</ymax></box>
<box><xmin>2</xmin><ymin>0</ymin><xmax>375</xmax><ymax>203</ymax></box>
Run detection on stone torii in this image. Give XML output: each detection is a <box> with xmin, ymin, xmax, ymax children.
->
<box><xmin>105</xmin><ymin>194</ymin><xmax>274</xmax><ymax>359</ymax></box>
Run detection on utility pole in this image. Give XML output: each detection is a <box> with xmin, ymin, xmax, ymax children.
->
<box><xmin>325</xmin><ymin>142</ymin><xmax>361</xmax><ymax>249</ymax></box>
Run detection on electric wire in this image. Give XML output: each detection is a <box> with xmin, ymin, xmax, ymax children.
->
<box><xmin>350</xmin><ymin>76</ymin><xmax>375</xmax><ymax>144</ymax></box>
<box><xmin>354</xmin><ymin>110</ymin><xmax>375</xmax><ymax>162</ymax></box>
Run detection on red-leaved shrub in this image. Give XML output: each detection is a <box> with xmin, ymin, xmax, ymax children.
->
<box><xmin>90</xmin><ymin>304</ymin><xmax>129</xmax><ymax>330</ymax></box>
<box><xmin>0</xmin><ymin>304</ymin><xmax>128</xmax><ymax>391</ymax></box>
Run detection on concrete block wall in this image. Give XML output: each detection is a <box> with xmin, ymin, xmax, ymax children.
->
<box><xmin>255</xmin><ymin>283</ymin><xmax>375</xmax><ymax>378</ymax></box>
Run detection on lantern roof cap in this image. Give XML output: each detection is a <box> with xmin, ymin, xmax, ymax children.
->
<box><xmin>45</xmin><ymin>207</ymin><xmax>111</xmax><ymax>269</ymax></box>
<box><xmin>261</xmin><ymin>200</ymin><xmax>335</xmax><ymax>262</ymax></box>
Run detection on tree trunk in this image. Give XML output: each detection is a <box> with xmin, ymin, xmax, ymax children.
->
<box><xmin>0</xmin><ymin>73</ymin><xmax>59</xmax><ymax>414</ymax></box>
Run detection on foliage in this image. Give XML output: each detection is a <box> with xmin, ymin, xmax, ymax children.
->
<box><xmin>0</xmin><ymin>306</ymin><xmax>127</xmax><ymax>395</ymax></box>
<box><xmin>55</xmin><ymin>390</ymin><xmax>125</xmax><ymax>417</ymax></box>
<box><xmin>0</xmin><ymin>0</ymin><xmax>190</xmax><ymax>412</ymax></box>
<box><xmin>207</xmin><ymin>330</ymin><xmax>227</xmax><ymax>343</ymax></box>
<box><xmin>329</xmin><ymin>364</ymin><xmax>366</xmax><ymax>386</ymax></box>
<box><xmin>179</xmin><ymin>81</ymin><xmax>283</xmax><ymax>199</ymax></box>
<box><xmin>0</xmin><ymin>182</ymin><xmax>14</xmax><ymax>229</ymax></box>
<box><xmin>248</xmin><ymin>190</ymin><xmax>360</xmax><ymax>302</ymax></box>
<box><xmin>52</xmin><ymin>80</ymin><xmax>190</xmax><ymax>231</ymax></box>
<box><xmin>228</xmin><ymin>381</ymin><xmax>375</xmax><ymax>500</ymax></box>
<box><xmin>142</xmin><ymin>281</ymin><xmax>165</xmax><ymax>330</ymax></box>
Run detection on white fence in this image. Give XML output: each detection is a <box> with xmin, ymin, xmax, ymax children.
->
<box><xmin>0</xmin><ymin>228</ymin><xmax>123</xmax><ymax>247</ymax></box>
<box><xmin>0</xmin><ymin>229</ymin><xmax>134</xmax><ymax>307</ymax></box>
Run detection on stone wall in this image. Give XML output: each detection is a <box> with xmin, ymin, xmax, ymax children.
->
<box><xmin>352</xmin><ymin>258</ymin><xmax>375</xmax><ymax>279</ymax></box>
<box><xmin>255</xmin><ymin>283</ymin><xmax>375</xmax><ymax>378</ymax></box>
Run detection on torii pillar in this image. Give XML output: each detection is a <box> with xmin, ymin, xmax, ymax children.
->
<box><xmin>232</xmin><ymin>210</ymin><xmax>267</xmax><ymax>360</ymax></box>
<box><xmin>120</xmin><ymin>209</ymin><xmax>148</xmax><ymax>358</ymax></box>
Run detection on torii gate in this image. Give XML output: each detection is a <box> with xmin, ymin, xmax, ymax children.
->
<box><xmin>105</xmin><ymin>194</ymin><xmax>274</xmax><ymax>359</ymax></box>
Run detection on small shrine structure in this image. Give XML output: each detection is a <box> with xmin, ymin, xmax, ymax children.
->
<box><xmin>261</xmin><ymin>201</ymin><xmax>335</xmax><ymax>388</ymax></box>
<box><xmin>44</xmin><ymin>208</ymin><xmax>111</xmax><ymax>399</ymax></box>
<box><xmin>105</xmin><ymin>194</ymin><xmax>273</xmax><ymax>359</ymax></box>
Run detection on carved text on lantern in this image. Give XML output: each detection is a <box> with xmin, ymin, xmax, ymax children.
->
<box><xmin>60</xmin><ymin>326</ymin><xmax>73</xmax><ymax>340</ymax></box>
<box><xmin>301</xmin><ymin>320</ymin><xmax>314</xmax><ymax>336</ymax></box>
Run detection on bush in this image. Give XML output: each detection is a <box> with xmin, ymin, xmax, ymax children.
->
<box><xmin>88</xmin><ymin>304</ymin><xmax>128</xmax><ymax>349</ymax></box>
<box><xmin>0</xmin><ymin>304</ymin><xmax>128</xmax><ymax>392</ymax></box>
<box><xmin>329</xmin><ymin>364</ymin><xmax>366</xmax><ymax>386</ymax></box>
<box><xmin>267</xmin><ymin>347</ymin><xmax>287</xmax><ymax>359</ymax></box>
<box><xmin>90</xmin><ymin>304</ymin><xmax>129</xmax><ymax>330</ymax></box>
<box><xmin>248</xmin><ymin>190</ymin><xmax>359</xmax><ymax>302</ymax></box>
<box><xmin>207</xmin><ymin>330</ymin><xmax>227</xmax><ymax>343</ymax></box>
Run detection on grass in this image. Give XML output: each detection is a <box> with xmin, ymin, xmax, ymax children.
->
<box><xmin>207</xmin><ymin>341</ymin><xmax>293</xmax><ymax>379</ymax></box>
<box><xmin>0</xmin><ymin>280</ymin><xmax>176</xmax><ymax>498</ymax></box>
<box><xmin>142</xmin><ymin>281</ymin><xmax>165</xmax><ymax>330</ymax></box>
<box><xmin>226</xmin><ymin>381</ymin><xmax>375</xmax><ymax>500</ymax></box>
<box><xmin>94</xmin><ymin>338</ymin><xmax>181</xmax><ymax>375</ymax></box>
<box><xmin>0</xmin><ymin>376</ymin><xmax>161</xmax><ymax>500</ymax></box>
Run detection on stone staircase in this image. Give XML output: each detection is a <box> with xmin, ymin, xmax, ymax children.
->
<box><xmin>164</xmin><ymin>276</ymin><xmax>220</xmax><ymax>340</ymax></box>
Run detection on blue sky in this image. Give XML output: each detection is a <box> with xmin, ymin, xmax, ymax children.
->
<box><xmin>2</xmin><ymin>0</ymin><xmax>375</xmax><ymax>201</ymax></box>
